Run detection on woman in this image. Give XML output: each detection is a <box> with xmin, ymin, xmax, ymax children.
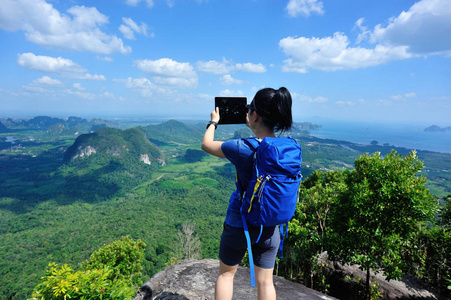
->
<box><xmin>201</xmin><ymin>87</ymin><xmax>294</xmax><ymax>300</ymax></box>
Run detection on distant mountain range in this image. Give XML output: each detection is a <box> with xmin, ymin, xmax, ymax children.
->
<box><xmin>424</xmin><ymin>125</ymin><xmax>451</xmax><ymax>132</ymax></box>
<box><xmin>0</xmin><ymin>116</ymin><xmax>118</xmax><ymax>134</ymax></box>
<box><xmin>138</xmin><ymin>119</ymin><xmax>204</xmax><ymax>145</ymax></box>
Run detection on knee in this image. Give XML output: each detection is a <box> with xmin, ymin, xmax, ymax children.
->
<box><xmin>218</xmin><ymin>270</ymin><xmax>236</xmax><ymax>280</ymax></box>
<box><xmin>255</xmin><ymin>275</ymin><xmax>273</xmax><ymax>287</ymax></box>
<box><xmin>255</xmin><ymin>267</ymin><xmax>275</xmax><ymax>288</ymax></box>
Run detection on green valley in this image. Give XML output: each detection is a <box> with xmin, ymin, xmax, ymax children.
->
<box><xmin>0</xmin><ymin>117</ymin><xmax>450</xmax><ymax>299</ymax></box>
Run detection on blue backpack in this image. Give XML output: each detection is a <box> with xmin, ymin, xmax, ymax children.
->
<box><xmin>239</xmin><ymin>136</ymin><xmax>302</xmax><ymax>286</ymax></box>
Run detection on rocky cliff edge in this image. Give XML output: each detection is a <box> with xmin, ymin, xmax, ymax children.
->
<box><xmin>134</xmin><ymin>259</ymin><xmax>337</xmax><ymax>300</ymax></box>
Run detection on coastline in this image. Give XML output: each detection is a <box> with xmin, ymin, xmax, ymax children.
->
<box><xmin>307</xmin><ymin>120</ymin><xmax>451</xmax><ymax>154</ymax></box>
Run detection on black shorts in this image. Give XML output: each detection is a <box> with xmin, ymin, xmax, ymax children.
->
<box><xmin>219</xmin><ymin>222</ymin><xmax>280</xmax><ymax>269</ymax></box>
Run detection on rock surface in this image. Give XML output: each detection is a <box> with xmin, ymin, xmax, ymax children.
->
<box><xmin>134</xmin><ymin>259</ymin><xmax>337</xmax><ymax>300</ymax></box>
<box><xmin>325</xmin><ymin>260</ymin><xmax>445</xmax><ymax>300</ymax></box>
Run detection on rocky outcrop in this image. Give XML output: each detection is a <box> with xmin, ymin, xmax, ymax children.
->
<box><xmin>134</xmin><ymin>259</ymin><xmax>337</xmax><ymax>300</ymax></box>
<box><xmin>72</xmin><ymin>145</ymin><xmax>97</xmax><ymax>159</ymax></box>
<box><xmin>320</xmin><ymin>257</ymin><xmax>445</xmax><ymax>300</ymax></box>
<box><xmin>135</xmin><ymin>259</ymin><xmax>446</xmax><ymax>300</ymax></box>
<box><xmin>140</xmin><ymin>154</ymin><xmax>151</xmax><ymax>165</ymax></box>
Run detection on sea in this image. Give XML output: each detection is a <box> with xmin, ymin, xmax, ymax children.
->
<box><xmin>307</xmin><ymin>120</ymin><xmax>451</xmax><ymax>154</ymax></box>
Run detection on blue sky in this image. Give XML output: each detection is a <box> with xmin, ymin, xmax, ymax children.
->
<box><xmin>0</xmin><ymin>0</ymin><xmax>450</xmax><ymax>125</ymax></box>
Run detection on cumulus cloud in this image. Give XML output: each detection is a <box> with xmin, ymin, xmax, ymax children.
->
<box><xmin>220</xmin><ymin>75</ymin><xmax>244</xmax><ymax>85</ymax></box>
<box><xmin>64</xmin><ymin>89</ymin><xmax>97</xmax><ymax>100</ymax></box>
<box><xmin>119</xmin><ymin>17</ymin><xmax>152</xmax><ymax>40</ymax></box>
<box><xmin>286</xmin><ymin>0</ymin><xmax>324</xmax><ymax>17</ymax></box>
<box><xmin>134</xmin><ymin>58</ymin><xmax>198</xmax><ymax>88</ymax></box>
<box><xmin>235</xmin><ymin>63</ymin><xmax>266</xmax><ymax>73</ymax></box>
<box><xmin>22</xmin><ymin>75</ymin><xmax>63</xmax><ymax>94</ymax></box>
<box><xmin>73</xmin><ymin>83</ymin><xmax>85</xmax><ymax>91</ymax></box>
<box><xmin>114</xmin><ymin>77</ymin><xmax>155</xmax><ymax>97</ymax></box>
<box><xmin>0</xmin><ymin>0</ymin><xmax>131</xmax><ymax>54</ymax></box>
<box><xmin>369</xmin><ymin>0</ymin><xmax>451</xmax><ymax>55</ymax></box>
<box><xmin>196</xmin><ymin>59</ymin><xmax>232</xmax><ymax>74</ymax></box>
<box><xmin>280</xmin><ymin>0</ymin><xmax>451</xmax><ymax>73</ymax></box>
<box><xmin>32</xmin><ymin>76</ymin><xmax>63</xmax><ymax>86</ymax></box>
<box><xmin>17</xmin><ymin>53</ymin><xmax>106</xmax><ymax>80</ymax></box>
<box><xmin>219</xmin><ymin>89</ymin><xmax>244</xmax><ymax>97</ymax></box>
<box><xmin>279</xmin><ymin>32</ymin><xmax>411</xmax><ymax>72</ymax></box>
<box><xmin>196</xmin><ymin>58</ymin><xmax>266</xmax><ymax>74</ymax></box>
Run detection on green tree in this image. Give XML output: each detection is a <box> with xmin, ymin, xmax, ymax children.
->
<box><xmin>329</xmin><ymin>150</ymin><xmax>436</xmax><ymax>300</ymax></box>
<box><xmin>82</xmin><ymin>236</ymin><xmax>146</xmax><ymax>287</ymax></box>
<box><xmin>281</xmin><ymin>170</ymin><xmax>345</xmax><ymax>291</ymax></box>
<box><xmin>409</xmin><ymin>194</ymin><xmax>451</xmax><ymax>296</ymax></box>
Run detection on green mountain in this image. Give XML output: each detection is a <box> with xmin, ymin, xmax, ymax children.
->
<box><xmin>61</xmin><ymin>127</ymin><xmax>163</xmax><ymax>202</ymax></box>
<box><xmin>64</xmin><ymin>127</ymin><xmax>161</xmax><ymax>164</ymax></box>
<box><xmin>24</xmin><ymin>116</ymin><xmax>66</xmax><ymax>128</ymax></box>
<box><xmin>139</xmin><ymin>119</ymin><xmax>203</xmax><ymax>146</ymax></box>
<box><xmin>0</xmin><ymin>122</ymin><xmax>7</xmax><ymax>133</ymax></box>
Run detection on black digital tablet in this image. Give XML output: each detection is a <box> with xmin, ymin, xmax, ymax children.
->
<box><xmin>215</xmin><ymin>97</ymin><xmax>247</xmax><ymax>124</ymax></box>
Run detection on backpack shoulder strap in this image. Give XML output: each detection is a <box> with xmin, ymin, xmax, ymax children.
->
<box><xmin>242</xmin><ymin>137</ymin><xmax>261</xmax><ymax>152</ymax></box>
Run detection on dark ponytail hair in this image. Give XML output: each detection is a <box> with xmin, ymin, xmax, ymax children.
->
<box><xmin>252</xmin><ymin>87</ymin><xmax>293</xmax><ymax>134</ymax></box>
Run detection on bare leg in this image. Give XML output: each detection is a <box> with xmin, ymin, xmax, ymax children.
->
<box><xmin>255</xmin><ymin>266</ymin><xmax>276</xmax><ymax>300</ymax></box>
<box><xmin>215</xmin><ymin>260</ymin><xmax>239</xmax><ymax>300</ymax></box>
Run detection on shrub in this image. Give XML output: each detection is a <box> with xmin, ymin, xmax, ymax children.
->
<box><xmin>29</xmin><ymin>236</ymin><xmax>146</xmax><ymax>300</ymax></box>
<box><xmin>29</xmin><ymin>263</ymin><xmax>135</xmax><ymax>300</ymax></box>
<box><xmin>82</xmin><ymin>236</ymin><xmax>146</xmax><ymax>287</ymax></box>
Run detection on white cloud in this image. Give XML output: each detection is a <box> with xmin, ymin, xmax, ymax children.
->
<box><xmin>220</xmin><ymin>74</ymin><xmax>244</xmax><ymax>85</ymax></box>
<box><xmin>82</xmin><ymin>74</ymin><xmax>106</xmax><ymax>80</ymax></box>
<box><xmin>125</xmin><ymin>0</ymin><xmax>154</xmax><ymax>7</ymax></box>
<box><xmin>96</xmin><ymin>56</ymin><xmax>114</xmax><ymax>62</ymax></box>
<box><xmin>293</xmin><ymin>93</ymin><xmax>328</xmax><ymax>103</ymax></box>
<box><xmin>281</xmin><ymin>0</ymin><xmax>451</xmax><ymax>73</ymax></box>
<box><xmin>390</xmin><ymin>92</ymin><xmax>416</xmax><ymax>101</ymax></box>
<box><xmin>64</xmin><ymin>89</ymin><xmax>97</xmax><ymax>100</ymax></box>
<box><xmin>73</xmin><ymin>83</ymin><xmax>85</xmax><ymax>91</ymax></box>
<box><xmin>196</xmin><ymin>59</ymin><xmax>232</xmax><ymax>74</ymax></box>
<box><xmin>280</xmin><ymin>32</ymin><xmax>411</xmax><ymax>72</ymax></box>
<box><xmin>0</xmin><ymin>0</ymin><xmax>131</xmax><ymax>54</ymax></box>
<box><xmin>153</xmin><ymin>76</ymin><xmax>198</xmax><ymax>88</ymax></box>
<box><xmin>286</xmin><ymin>0</ymin><xmax>324</xmax><ymax>17</ymax></box>
<box><xmin>134</xmin><ymin>58</ymin><xmax>198</xmax><ymax>88</ymax></box>
<box><xmin>32</xmin><ymin>76</ymin><xmax>63</xmax><ymax>86</ymax></box>
<box><xmin>22</xmin><ymin>85</ymin><xmax>50</xmax><ymax>93</ymax></box>
<box><xmin>119</xmin><ymin>17</ymin><xmax>152</xmax><ymax>40</ymax></box>
<box><xmin>135</xmin><ymin>58</ymin><xmax>196</xmax><ymax>78</ymax></box>
<box><xmin>18</xmin><ymin>53</ymin><xmax>86</xmax><ymax>73</ymax></box>
<box><xmin>370</xmin><ymin>0</ymin><xmax>451</xmax><ymax>55</ymax></box>
<box><xmin>17</xmin><ymin>53</ymin><xmax>106</xmax><ymax>80</ymax></box>
<box><xmin>197</xmin><ymin>58</ymin><xmax>266</xmax><ymax>74</ymax></box>
<box><xmin>354</xmin><ymin>17</ymin><xmax>370</xmax><ymax>45</ymax></box>
<box><xmin>235</xmin><ymin>63</ymin><xmax>266</xmax><ymax>73</ymax></box>
<box><xmin>336</xmin><ymin>101</ymin><xmax>355</xmax><ymax>106</ymax></box>
<box><xmin>219</xmin><ymin>89</ymin><xmax>244</xmax><ymax>97</ymax></box>
<box><xmin>103</xmin><ymin>91</ymin><xmax>115</xmax><ymax>99</ymax></box>
<box><xmin>114</xmin><ymin>77</ymin><xmax>155</xmax><ymax>97</ymax></box>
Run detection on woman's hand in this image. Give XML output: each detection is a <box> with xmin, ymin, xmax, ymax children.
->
<box><xmin>202</xmin><ymin>106</ymin><xmax>225</xmax><ymax>158</ymax></box>
<box><xmin>211</xmin><ymin>107</ymin><xmax>220</xmax><ymax>123</ymax></box>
